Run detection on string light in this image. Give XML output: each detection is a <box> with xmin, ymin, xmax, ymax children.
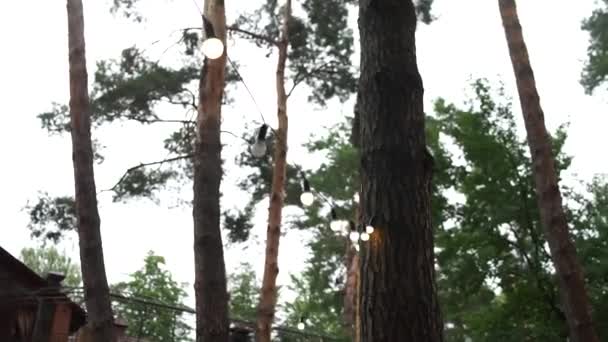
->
<box><xmin>250</xmin><ymin>124</ymin><xmax>268</xmax><ymax>157</ymax></box>
<box><xmin>348</xmin><ymin>221</ymin><xmax>360</xmax><ymax>242</ymax></box>
<box><xmin>365</xmin><ymin>216</ymin><xmax>375</xmax><ymax>234</ymax></box>
<box><xmin>330</xmin><ymin>209</ymin><xmax>344</xmax><ymax>232</ymax></box>
<box><xmin>202</xmin><ymin>38</ymin><xmax>224</xmax><ymax>59</ymax></box>
<box><xmin>297</xmin><ymin>316</ymin><xmax>306</xmax><ymax>330</ymax></box>
<box><xmin>353</xmin><ymin>193</ymin><xmax>359</xmax><ymax>203</ymax></box>
<box><xmin>300</xmin><ymin>176</ymin><xmax>314</xmax><ymax>206</ymax></box>
<box><xmin>360</xmin><ymin>232</ymin><xmax>370</xmax><ymax>241</ymax></box>
<box><xmin>202</xmin><ymin>16</ymin><xmax>224</xmax><ymax>59</ymax></box>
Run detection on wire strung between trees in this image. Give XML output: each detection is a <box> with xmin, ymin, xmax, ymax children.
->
<box><xmin>0</xmin><ymin>286</ymin><xmax>340</xmax><ymax>340</ymax></box>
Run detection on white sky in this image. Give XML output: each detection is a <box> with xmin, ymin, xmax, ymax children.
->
<box><xmin>0</xmin><ymin>0</ymin><xmax>607</xmax><ymax>327</ymax></box>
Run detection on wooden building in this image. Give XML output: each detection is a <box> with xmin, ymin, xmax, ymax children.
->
<box><xmin>0</xmin><ymin>246</ymin><xmax>86</xmax><ymax>342</ymax></box>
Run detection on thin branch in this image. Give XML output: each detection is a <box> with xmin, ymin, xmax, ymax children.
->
<box><xmin>140</xmin><ymin>119</ymin><xmax>196</xmax><ymax>124</ymax></box>
<box><xmin>286</xmin><ymin>62</ymin><xmax>334</xmax><ymax>98</ymax></box>
<box><xmin>227</xmin><ymin>25</ymin><xmax>279</xmax><ymax>46</ymax></box>
<box><xmin>183</xmin><ymin>88</ymin><xmax>198</xmax><ymax>109</ymax></box>
<box><xmin>162</xmin><ymin>98</ymin><xmax>197</xmax><ymax>109</ymax></box>
<box><xmin>178</xmin><ymin>26</ymin><xmax>278</xmax><ymax>46</ymax></box>
<box><xmin>221</xmin><ymin>130</ymin><xmax>250</xmax><ymax>144</ymax></box>
<box><xmin>102</xmin><ymin>154</ymin><xmax>193</xmax><ymax>193</ymax></box>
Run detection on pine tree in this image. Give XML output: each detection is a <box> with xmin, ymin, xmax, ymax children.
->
<box><xmin>192</xmin><ymin>1</ymin><xmax>231</xmax><ymax>340</ymax></box>
<box><xmin>66</xmin><ymin>0</ymin><xmax>115</xmax><ymax>340</ymax></box>
<box><xmin>498</xmin><ymin>0</ymin><xmax>599</xmax><ymax>341</ymax></box>
<box><xmin>355</xmin><ymin>0</ymin><xmax>443</xmax><ymax>340</ymax></box>
<box><xmin>256</xmin><ymin>1</ymin><xmax>292</xmax><ymax>340</ymax></box>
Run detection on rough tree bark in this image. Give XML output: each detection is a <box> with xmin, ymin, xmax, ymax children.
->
<box><xmin>66</xmin><ymin>0</ymin><xmax>115</xmax><ymax>341</ymax></box>
<box><xmin>356</xmin><ymin>0</ymin><xmax>443</xmax><ymax>341</ymax></box>
<box><xmin>498</xmin><ymin>1</ymin><xmax>599</xmax><ymax>341</ymax></box>
<box><xmin>193</xmin><ymin>1</ymin><xmax>230</xmax><ymax>341</ymax></box>
<box><xmin>255</xmin><ymin>1</ymin><xmax>291</xmax><ymax>341</ymax></box>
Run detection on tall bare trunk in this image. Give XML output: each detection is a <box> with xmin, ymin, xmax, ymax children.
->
<box><xmin>357</xmin><ymin>0</ymin><xmax>443</xmax><ymax>341</ymax></box>
<box><xmin>66</xmin><ymin>1</ymin><xmax>115</xmax><ymax>341</ymax></box>
<box><xmin>255</xmin><ymin>1</ymin><xmax>291</xmax><ymax>341</ymax></box>
<box><xmin>193</xmin><ymin>1</ymin><xmax>230</xmax><ymax>341</ymax></box>
<box><xmin>498</xmin><ymin>1</ymin><xmax>599</xmax><ymax>341</ymax></box>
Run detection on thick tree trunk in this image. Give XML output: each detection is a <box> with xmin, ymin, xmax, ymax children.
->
<box><xmin>66</xmin><ymin>1</ymin><xmax>115</xmax><ymax>341</ymax></box>
<box><xmin>498</xmin><ymin>1</ymin><xmax>599</xmax><ymax>341</ymax></box>
<box><xmin>255</xmin><ymin>2</ymin><xmax>291</xmax><ymax>341</ymax></box>
<box><xmin>193</xmin><ymin>1</ymin><xmax>230</xmax><ymax>341</ymax></box>
<box><xmin>356</xmin><ymin>0</ymin><xmax>443</xmax><ymax>341</ymax></box>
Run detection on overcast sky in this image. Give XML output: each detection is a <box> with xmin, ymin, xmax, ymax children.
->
<box><xmin>0</xmin><ymin>0</ymin><xmax>606</xmax><ymax>327</ymax></box>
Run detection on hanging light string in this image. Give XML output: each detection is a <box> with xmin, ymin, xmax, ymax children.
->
<box><xmin>196</xmin><ymin>17</ymin><xmax>375</xmax><ymax>244</ymax></box>
<box><xmin>294</xmin><ymin>164</ymin><xmax>375</xmax><ymax>244</ymax></box>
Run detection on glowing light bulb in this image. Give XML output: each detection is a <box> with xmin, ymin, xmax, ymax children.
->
<box><xmin>201</xmin><ymin>38</ymin><xmax>224</xmax><ymax>59</ymax></box>
<box><xmin>353</xmin><ymin>193</ymin><xmax>359</xmax><ymax>203</ymax></box>
<box><xmin>300</xmin><ymin>191</ymin><xmax>314</xmax><ymax>206</ymax></box>
<box><xmin>297</xmin><ymin>316</ymin><xmax>306</xmax><ymax>330</ymax></box>
<box><xmin>360</xmin><ymin>232</ymin><xmax>370</xmax><ymax>241</ymax></box>
<box><xmin>250</xmin><ymin>140</ymin><xmax>267</xmax><ymax>157</ymax></box>
<box><xmin>330</xmin><ymin>220</ymin><xmax>343</xmax><ymax>232</ymax></box>
<box><xmin>354</xmin><ymin>244</ymin><xmax>360</xmax><ymax>252</ymax></box>
<box><xmin>349</xmin><ymin>231</ymin><xmax>360</xmax><ymax>242</ymax></box>
<box><xmin>365</xmin><ymin>225</ymin><xmax>374</xmax><ymax>234</ymax></box>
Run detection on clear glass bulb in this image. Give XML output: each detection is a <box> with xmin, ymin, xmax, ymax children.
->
<box><xmin>297</xmin><ymin>322</ymin><xmax>305</xmax><ymax>330</ymax></box>
<box><xmin>360</xmin><ymin>232</ymin><xmax>370</xmax><ymax>241</ymax></box>
<box><xmin>349</xmin><ymin>231</ymin><xmax>360</xmax><ymax>242</ymax></box>
<box><xmin>250</xmin><ymin>140</ymin><xmax>266</xmax><ymax>158</ymax></box>
<box><xmin>365</xmin><ymin>225</ymin><xmax>374</xmax><ymax>234</ymax></box>
<box><xmin>330</xmin><ymin>220</ymin><xmax>343</xmax><ymax>232</ymax></box>
<box><xmin>300</xmin><ymin>191</ymin><xmax>314</xmax><ymax>206</ymax></box>
<box><xmin>201</xmin><ymin>37</ymin><xmax>224</xmax><ymax>59</ymax></box>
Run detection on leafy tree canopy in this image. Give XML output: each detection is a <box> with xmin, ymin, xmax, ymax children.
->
<box><xmin>111</xmin><ymin>251</ymin><xmax>192</xmax><ymax>342</ymax></box>
<box><xmin>227</xmin><ymin>262</ymin><xmax>260</xmax><ymax>321</ymax></box>
<box><xmin>582</xmin><ymin>0</ymin><xmax>608</xmax><ymax>94</ymax></box>
<box><xmin>20</xmin><ymin>246</ymin><xmax>82</xmax><ymax>288</ymax></box>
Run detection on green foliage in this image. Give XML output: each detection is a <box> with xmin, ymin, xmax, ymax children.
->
<box><xmin>582</xmin><ymin>0</ymin><xmax>608</xmax><ymax>94</ymax></box>
<box><xmin>232</xmin><ymin>0</ymin><xmax>357</xmax><ymax>105</ymax></box>
<box><xmin>415</xmin><ymin>0</ymin><xmax>435</xmax><ymax>24</ymax></box>
<box><xmin>281</xmin><ymin>79</ymin><xmax>608</xmax><ymax>341</ymax></box>
<box><xmin>112</xmin><ymin>167</ymin><xmax>178</xmax><ymax>203</ymax></box>
<box><xmin>27</xmin><ymin>194</ymin><xmax>77</xmax><ymax>243</ymax></box>
<box><xmin>227</xmin><ymin>263</ymin><xmax>260</xmax><ymax>320</ymax></box>
<box><xmin>93</xmin><ymin>47</ymin><xmax>199</xmax><ymax>123</ymax></box>
<box><xmin>433</xmin><ymin>80</ymin><xmax>571</xmax><ymax>341</ymax></box>
<box><xmin>224</xmin><ymin>128</ymin><xmax>302</xmax><ymax>242</ymax></box>
<box><xmin>568</xmin><ymin>176</ymin><xmax>608</xmax><ymax>338</ymax></box>
<box><xmin>111</xmin><ymin>251</ymin><xmax>192</xmax><ymax>342</ymax></box>
<box><xmin>20</xmin><ymin>246</ymin><xmax>82</xmax><ymax>288</ymax></box>
<box><xmin>110</xmin><ymin>0</ymin><xmax>144</xmax><ymax>22</ymax></box>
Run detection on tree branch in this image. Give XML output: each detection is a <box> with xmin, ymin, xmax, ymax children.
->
<box><xmin>102</xmin><ymin>154</ymin><xmax>194</xmax><ymax>193</ymax></box>
<box><xmin>286</xmin><ymin>62</ymin><xmax>334</xmax><ymax>98</ymax></box>
<box><xmin>227</xmin><ymin>25</ymin><xmax>278</xmax><ymax>46</ymax></box>
<box><xmin>140</xmin><ymin>119</ymin><xmax>196</xmax><ymax>124</ymax></box>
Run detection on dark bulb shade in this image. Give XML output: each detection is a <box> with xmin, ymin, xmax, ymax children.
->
<box><xmin>202</xmin><ymin>15</ymin><xmax>217</xmax><ymax>39</ymax></box>
<box><xmin>331</xmin><ymin>208</ymin><xmax>337</xmax><ymax>220</ymax></box>
<box><xmin>349</xmin><ymin>220</ymin><xmax>355</xmax><ymax>231</ymax></box>
<box><xmin>256</xmin><ymin>124</ymin><xmax>268</xmax><ymax>141</ymax></box>
<box><xmin>302</xmin><ymin>179</ymin><xmax>311</xmax><ymax>192</ymax></box>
